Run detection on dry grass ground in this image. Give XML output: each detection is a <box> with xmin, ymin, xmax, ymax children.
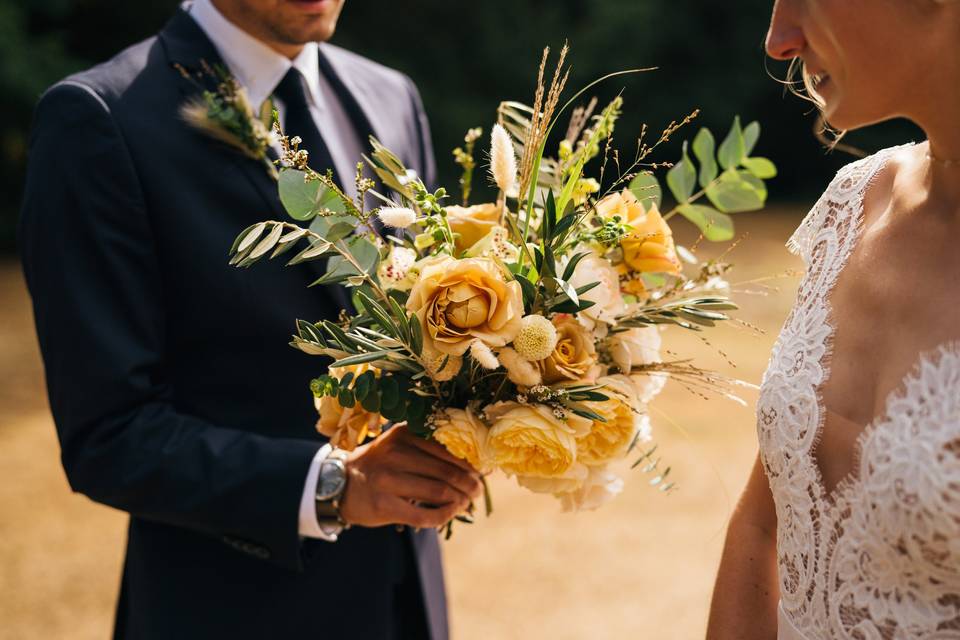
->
<box><xmin>0</xmin><ymin>209</ymin><xmax>804</xmax><ymax>640</ymax></box>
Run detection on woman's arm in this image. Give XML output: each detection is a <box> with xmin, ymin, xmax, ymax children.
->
<box><xmin>706</xmin><ymin>454</ymin><xmax>779</xmax><ymax>639</ymax></box>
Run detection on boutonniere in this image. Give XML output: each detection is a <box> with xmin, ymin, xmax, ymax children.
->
<box><xmin>175</xmin><ymin>61</ymin><xmax>279</xmax><ymax>179</ymax></box>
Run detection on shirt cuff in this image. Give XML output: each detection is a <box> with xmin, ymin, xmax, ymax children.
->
<box><xmin>298</xmin><ymin>443</ymin><xmax>339</xmax><ymax>541</ymax></box>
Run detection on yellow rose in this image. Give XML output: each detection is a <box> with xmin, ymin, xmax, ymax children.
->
<box><xmin>314</xmin><ymin>364</ymin><xmax>386</xmax><ymax>451</ymax></box>
<box><xmin>597</xmin><ymin>189</ymin><xmax>681</xmax><ymax>275</ymax></box>
<box><xmin>406</xmin><ymin>256</ymin><xmax>523</xmax><ymax>359</ymax></box>
<box><xmin>432</xmin><ymin>407</ymin><xmax>491</xmax><ymax>473</ymax></box>
<box><xmin>538</xmin><ymin>315</ymin><xmax>599</xmax><ymax>384</ymax></box>
<box><xmin>486</xmin><ymin>402</ymin><xmax>591</xmax><ymax>479</ymax></box>
<box><xmin>446</xmin><ymin>203</ymin><xmax>501</xmax><ymax>254</ymax></box>
<box><xmin>576</xmin><ymin>375</ymin><xmax>644</xmax><ymax>465</ymax></box>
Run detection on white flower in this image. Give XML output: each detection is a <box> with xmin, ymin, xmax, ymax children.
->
<box><xmin>566</xmin><ymin>249</ymin><xmax>626</xmax><ymax>326</ymax></box>
<box><xmin>489</xmin><ymin>123</ymin><xmax>517</xmax><ymax>193</ymax></box>
<box><xmin>497</xmin><ymin>347</ymin><xmax>542</xmax><ymax>387</ymax></box>
<box><xmin>377</xmin><ymin>246</ymin><xmax>417</xmax><ymax>291</ymax></box>
<box><xmin>609</xmin><ymin>325</ymin><xmax>661</xmax><ymax>373</ymax></box>
<box><xmin>556</xmin><ymin>466</ymin><xmax>625</xmax><ymax>512</ymax></box>
<box><xmin>470</xmin><ymin>339</ymin><xmax>500</xmax><ymax>370</ymax></box>
<box><xmin>377</xmin><ymin>206</ymin><xmax>417</xmax><ymax>229</ymax></box>
<box><xmin>513</xmin><ymin>315</ymin><xmax>558</xmax><ymax>361</ymax></box>
<box><xmin>465</xmin><ymin>225</ymin><xmax>519</xmax><ymax>262</ymax></box>
<box><xmin>397</xmin><ymin>169</ymin><xmax>419</xmax><ymax>186</ymax></box>
<box><xmin>630</xmin><ymin>372</ymin><xmax>668</xmax><ymax>404</ymax></box>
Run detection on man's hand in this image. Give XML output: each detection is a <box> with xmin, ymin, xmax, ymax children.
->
<box><xmin>339</xmin><ymin>425</ymin><xmax>484</xmax><ymax>529</ymax></box>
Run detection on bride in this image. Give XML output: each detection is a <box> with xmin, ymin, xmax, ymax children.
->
<box><xmin>707</xmin><ymin>1</ymin><xmax>960</xmax><ymax>638</ymax></box>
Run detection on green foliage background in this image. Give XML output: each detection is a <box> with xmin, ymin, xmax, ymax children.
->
<box><xmin>2</xmin><ymin>0</ymin><xmax>922</xmax><ymax>253</ymax></box>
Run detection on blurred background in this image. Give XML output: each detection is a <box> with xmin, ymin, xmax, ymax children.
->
<box><xmin>0</xmin><ymin>0</ymin><xmax>924</xmax><ymax>638</ymax></box>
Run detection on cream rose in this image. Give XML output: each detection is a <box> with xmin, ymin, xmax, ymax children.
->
<box><xmin>446</xmin><ymin>203</ymin><xmax>501</xmax><ymax>254</ymax></box>
<box><xmin>597</xmin><ymin>189</ymin><xmax>681</xmax><ymax>275</ymax></box>
<box><xmin>566</xmin><ymin>249</ymin><xmax>626</xmax><ymax>325</ymax></box>
<box><xmin>538</xmin><ymin>315</ymin><xmax>599</xmax><ymax>385</ymax></box>
<box><xmin>486</xmin><ymin>402</ymin><xmax>591</xmax><ymax>479</ymax></box>
<box><xmin>556</xmin><ymin>465</ymin><xmax>625</xmax><ymax>512</ymax></box>
<box><xmin>314</xmin><ymin>364</ymin><xmax>386</xmax><ymax>451</ymax></box>
<box><xmin>432</xmin><ymin>407</ymin><xmax>492</xmax><ymax>472</ymax></box>
<box><xmin>609</xmin><ymin>325</ymin><xmax>661</xmax><ymax>373</ymax></box>
<box><xmin>577</xmin><ymin>374</ymin><xmax>644</xmax><ymax>465</ymax></box>
<box><xmin>406</xmin><ymin>256</ymin><xmax>523</xmax><ymax>358</ymax></box>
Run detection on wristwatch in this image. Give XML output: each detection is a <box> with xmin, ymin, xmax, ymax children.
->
<box><xmin>314</xmin><ymin>448</ymin><xmax>350</xmax><ymax>539</ymax></box>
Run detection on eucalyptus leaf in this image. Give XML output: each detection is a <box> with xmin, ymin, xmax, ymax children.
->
<box><xmin>676</xmin><ymin>204</ymin><xmax>735</xmax><ymax>242</ymax></box>
<box><xmin>717</xmin><ymin>116</ymin><xmax>746</xmax><ymax>170</ymax></box>
<box><xmin>666</xmin><ymin>141</ymin><xmax>696</xmax><ymax>203</ymax></box>
<box><xmin>705</xmin><ymin>171</ymin><xmax>765</xmax><ymax>213</ymax></box>
<box><xmin>742</xmin><ymin>121</ymin><xmax>761</xmax><ymax>157</ymax></box>
<box><xmin>629</xmin><ymin>172</ymin><xmax>662</xmax><ymax>210</ymax></box>
<box><xmin>278</xmin><ymin>169</ymin><xmax>346</xmax><ymax>221</ymax></box>
<box><xmin>692</xmin><ymin>128</ymin><xmax>718</xmax><ymax>188</ymax></box>
<box><xmin>741</xmin><ymin>157</ymin><xmax>777</xmax><ymax>179</ymax></box>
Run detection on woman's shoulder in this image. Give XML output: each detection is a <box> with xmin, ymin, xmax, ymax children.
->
<box><xmin>787</xmin><ymin>143</ymin><xmax>915</xmax><ymax>257</ymax></box>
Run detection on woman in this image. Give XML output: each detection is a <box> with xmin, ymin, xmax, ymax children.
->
<box><xmin>707</xmin><ymin>1</ymin><xmax>960</xmax><ymax>638</ymax></box>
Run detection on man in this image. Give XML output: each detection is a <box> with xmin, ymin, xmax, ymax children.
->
<box><xmin>19</xmin><ymin>1</ymin><xmax>482</xmax><ymax>638</ymax></box>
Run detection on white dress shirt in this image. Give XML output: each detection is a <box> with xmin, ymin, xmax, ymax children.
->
<box><xmin>190</xmin><ymin>0</ymin><xmax>355</xmax><ymax>541</ymax></box>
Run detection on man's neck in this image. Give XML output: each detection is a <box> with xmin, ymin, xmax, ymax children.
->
<box><xmin>210</xmin><ymin>0</ymin><xmax>303</xmax><ymax>59</ymax></box>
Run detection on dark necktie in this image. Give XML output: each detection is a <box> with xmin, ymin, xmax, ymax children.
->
<box><xmin>273</xmin><ymin>67</ymin><xmax>340</xmax><ymax>188</ymax></box>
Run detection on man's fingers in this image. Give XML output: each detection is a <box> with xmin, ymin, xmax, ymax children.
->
<box><xmin>402</xmin><ymin>431</ymin><xmax>478</xmax><ymax>473</ymax></box>
<box><xmin>392</xmin><ymin>447</ymin><xmax>483</xmax><ymax>499</ymax></box>
<box><xmin>382</xmin><ymin>471</ymin><xmax>471</xmax><ymax>507</ymax></box>
<box><xmin>391</xmin><ymin>498</ymin><xmax>463</xmax><ymax>530</ymax></box>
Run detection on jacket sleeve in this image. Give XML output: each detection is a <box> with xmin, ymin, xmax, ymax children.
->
<box><xmin>404</xmin><ymin>74</ymin><xmax>438</xmax><ymax>191</ymax></box>
<box><xmin>18</xmin><ymin>81</ymin><xmax>321</xmax><ymax>572</ymax></box>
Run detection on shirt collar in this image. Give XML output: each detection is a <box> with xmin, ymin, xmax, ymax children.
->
<box><xmin>189</xmin><ymin>0</ymin><xmax>322</xmax><ymax>111</ymax></box>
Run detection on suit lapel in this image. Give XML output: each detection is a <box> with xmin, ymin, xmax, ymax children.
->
<box><xmin>160</xmin><ymin>7</ymin><xmax>286</xmax><ymax>221</ymax></box>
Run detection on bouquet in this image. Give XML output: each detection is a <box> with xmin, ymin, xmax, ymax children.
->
<box><xmin>225</xmin><ymin>46</ymin><xmax>776</xmax><ymax>523</ymax></box>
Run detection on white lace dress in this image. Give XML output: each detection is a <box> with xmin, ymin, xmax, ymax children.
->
<box><xmin>756</xmin><ymin>144</ymin><xmax>960</xmax><ymax>640</ymax></box>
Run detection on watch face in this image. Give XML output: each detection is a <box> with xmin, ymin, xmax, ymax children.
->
<box><xmin>318</xmin><ymin>460</ymin><xmax>346</xmax><ymax>499</ymax></box>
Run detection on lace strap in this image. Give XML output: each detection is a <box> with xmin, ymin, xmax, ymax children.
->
<box><xmin>786</xmin><ymin>145</ymin><xmax>909</xmax><ymax>260</ymax></box>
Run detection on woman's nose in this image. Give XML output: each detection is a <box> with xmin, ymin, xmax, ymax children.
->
<box><xmin>766</xmin><ymin>0</ymin><xmax>806</xmax><ymax>60</ymax></box>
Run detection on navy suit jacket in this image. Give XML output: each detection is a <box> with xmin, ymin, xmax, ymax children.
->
<box><xmin>19</xmin><ymin>6</ymin><xmax>446</xmax><ymax>639</ymax></box>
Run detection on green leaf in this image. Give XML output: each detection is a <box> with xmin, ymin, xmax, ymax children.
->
<box><xmin>360</xmin><ymin>387</ymin><xmax>381</xmax><ymax>413</ymax></box>
<box><xmin>321</xmin><ymin>221</ymin><xmax>356</xmax><ymax>243</ymax></box>
<box><xmin>278</xmin><ymin>169</ymin><xmax>346</xmax><ymax>221</ymax></box>
<box><xmin>741</xmin><ymin>157</ymin><xmax>778</xmax><ymax>179</ymax></box>
<box><xmin>379</xmin><ymin>376</ymin><xmax>400</xmax><ymax>410</ymax></box>
<box><xmin>705</xmin><ymin>171</ymin><xmax>766</xmax><ymax>213</ymax></box>
<box><xmin>742</xmin><ymin>121</ymin><xmax>761</xmax><ymax>157</ymax></box>
<box><xmin>676</xmin><ymin>204</ymin><xmax>735</xmax><ymax>242</ymax></box>
<box><xmin>406</xmin><ymin>396</ymin><xmax>432</xmax><ymax>437</ymax></box>
<box><xmin>562</xmin><ymin>251</ymin><xmax>590</xmax><ymax>282</ymax></box>
<box><xmin>231</xmin><ymin>222</ymin><xmax>266</xmax><ymax>255</ymax></box>
<box><xmin>311</xmin><ymin>237</ymin><xmax>380</xmax><ymax>287</ymax></box>
<box><xmin>331</xmin><ymin>351</ymin><xmax>396</xmax><ymax>368</ymax></box>
<box><xmin>337</xmin><ymin>386</ymin><xmax>355</xmax><ymax>408</ymax></box>
<box><xmin>628</xmin><ymin>172</ymin><xmax>662</xmax><ymax>210</ymax></box>
<box><xmin>408</xmin><ymin>313</ymin><xmax>423</xmax><ymax>355</ymax></box>
<box><xmin>381</xmin><ymin>399</ymin><xmax>407</xmax><ymax>422</ymax></box>
<box><xmin>516</xmin><ymin>275</ymin><xmax>538</xmax><ymax>311</ymax></box>
<box><xmin>717</xmin><ymin>117</ymin><xmax>746</xmax><ymax>170</ymax></box>
<box><xmin>666</xmin><ymin>141</ymin><xmax>697</xmax><ymax>203</ymax></box>
<box><xmin>692</xmin><ymin>128</ymin><xmax>718</xmax><ymax>188</ymax></box>
<box><xmin>542</xmin><ymin>190</ymin><xmax>556</xmax><ymax>244</ymax></box>
<box><xmin>352</xmin><ymin>370</ymin><xmax>375</xmax><ymax>402</ymax></box>
<box><xmin>547</xmin><ymin>277</ymin><xmax>579</xmax><ymax>306</ymax></box>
